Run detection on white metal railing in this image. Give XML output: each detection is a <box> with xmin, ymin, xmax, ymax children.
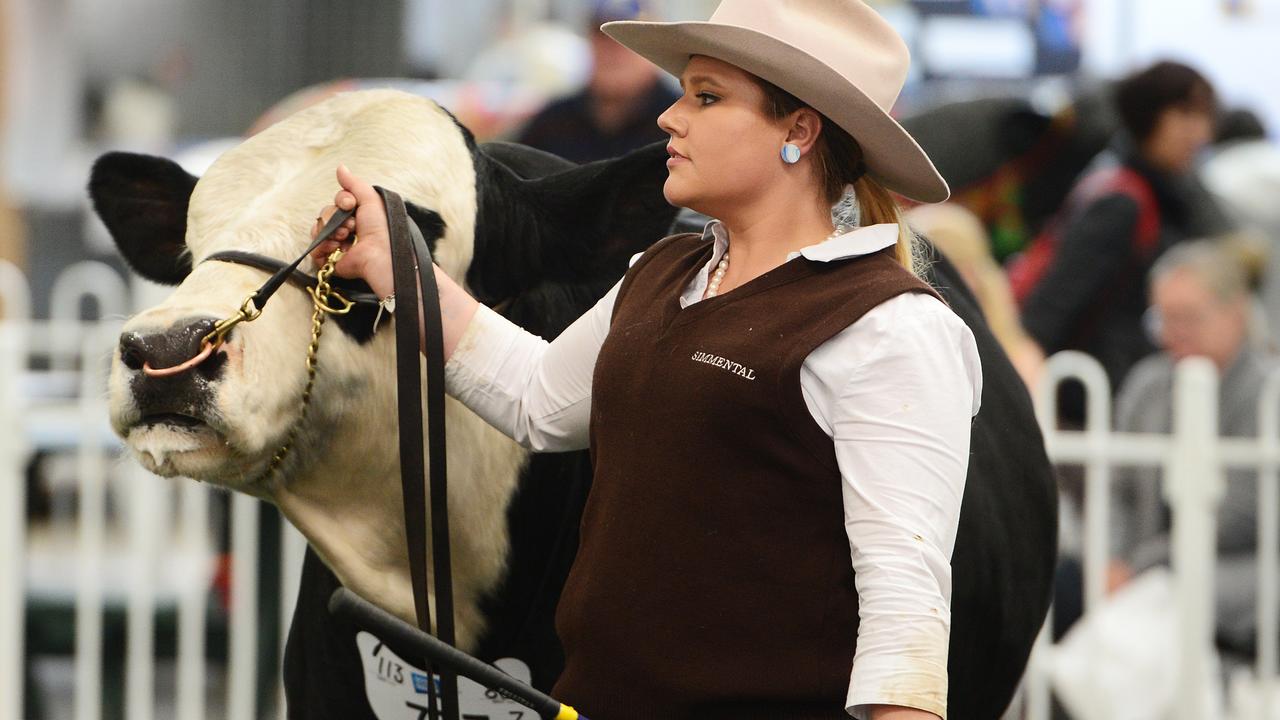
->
<box><xmin>1026</xmin><ymin>350</ymin><xmax>1280</xmax><ymax>720</ymax></box>
<box><xmin>1</xmin><ymin>259</ymin><xmax>33</xmax><ymax>720</ymax></box>
<box><xmin>1</xmin><ymin>261</ymin><xmax>305</xmax><ymax>720</ymax></box>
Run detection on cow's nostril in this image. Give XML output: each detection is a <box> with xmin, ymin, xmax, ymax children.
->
<box><xmin>119</xmin><ymin>332</ymin><xmax>147</xmax><ymax>370</ymax></box>
<box><xmin>118</xmin><ymin>317</ymin><xmax>223</xmax><ymax>375</ymax></box>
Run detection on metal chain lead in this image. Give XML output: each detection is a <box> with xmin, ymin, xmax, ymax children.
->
<box><xmin>262</xmin><ymin>248</ymin><xmax>346</xmax><ymax>483</ymax></box>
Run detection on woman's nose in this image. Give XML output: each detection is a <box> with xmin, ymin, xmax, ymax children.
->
<box><xmin>657</xmin><ymin>101</ymin><xmax>683</xmax><ymax>136</ymax></box>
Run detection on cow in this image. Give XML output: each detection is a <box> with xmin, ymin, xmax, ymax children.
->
<box><xmin>89</xmin><ymin>88</ymin><xmax>1055</xmax><ymax>719</ymax></box>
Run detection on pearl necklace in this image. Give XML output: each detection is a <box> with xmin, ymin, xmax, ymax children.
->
<box><xmin>706</xmin><ymin>252</ymin><xmax>730</xmax><ymax>298</ymax></box>
<box><xmin>705</xmin><ymin>217</ymin><xmax>854</xmax><ymax>300</ymax></box>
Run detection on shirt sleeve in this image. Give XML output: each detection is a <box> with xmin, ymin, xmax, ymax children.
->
<box><xmin>443</xmin><ymin>279</ymin><xmax>619</xmax><ymax>452</ymax></box>
<box><xmin>833</xmin><ymin>297</ymin><xmax>982</xmax><ymax>720</ymax></box>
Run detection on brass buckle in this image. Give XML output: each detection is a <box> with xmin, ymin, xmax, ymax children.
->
<box><xmin>202</xmin><ymin>294</ymin><xmax>263</xmax><ymax>350</ymax></box>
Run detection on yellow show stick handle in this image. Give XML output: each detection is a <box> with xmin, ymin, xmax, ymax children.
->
<box><xmin>329</xmin><ymin>588</ymin><xmax>587</xmax><ymax>720</ymax></box>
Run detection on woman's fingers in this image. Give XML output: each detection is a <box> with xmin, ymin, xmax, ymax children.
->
<box><xmin>336</xmin><ymin>164</ymin><xmax>380</xmax><ymax>205</ymax></box>
<box><xmin>305</xmin><ymin>165</ymin><xmax>394</xmax><ymax>295</ymax></box>
<box><xmin>311</xmin><ymin>207</ymin><xmax>331</xmax><ymax>239</ymax></box>
<box><xmin>310</xmin><ymin>206</ymin><xmax>358</xmax><ymax>252</ymax></box>
<box><xmin>333</xmin><ymin>189</ymin><xmax>357</xmax><ymax>211</ymax></box>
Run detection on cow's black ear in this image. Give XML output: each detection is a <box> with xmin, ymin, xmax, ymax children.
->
<box><xmin>404</xmin><ymin>200</ymin><xmax>446</xmax><ymax>255</ymax></box>
<box><xmin>88</xmin><ymin>152</ymin><xmax>198</xmax><ymax>285</ymax></box>
<box><xmin>529</xmin><ymin>140</ymin><xmax>675</xmax><ymax>266</ymax></box>
<box><xmin>468</xmin><ymin>140</ymin><xmax>677</xmax><ymax>302</ymax></box>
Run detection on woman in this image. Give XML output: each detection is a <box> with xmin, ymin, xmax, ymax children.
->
<box><xmin>1011</xmin><ymin>60</ymin><xmax>1220</xmax><ymax>422</ymax></box>
<box><xmin>313</xmin><ymin>2</ymin><xmax>980</xmax><ymax>718</ymax></box>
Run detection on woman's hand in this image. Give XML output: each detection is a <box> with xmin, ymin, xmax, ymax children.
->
<box><xmin>310</xmin><ymin>164</ymin><xmax>395</xmax><ymax>300</ymax></box>
<box><xmin>309</xmin><ymin>164</ymin><xmax>481</xmax><ymax>360</ymax></box>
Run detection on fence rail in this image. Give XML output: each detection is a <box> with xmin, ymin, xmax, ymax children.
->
<box><xmin>1026</xmin><ymin>351</ymin><xmax>1280</xmax><ymax>720</ymax></box>
<box><xmin>0</xmin><ymin>260</ymin><xmax>304</xmax><ymax>720</ymax></box>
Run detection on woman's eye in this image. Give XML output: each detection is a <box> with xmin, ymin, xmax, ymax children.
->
<box><xmin>695</xmin><ymin>92</ymin><xmax>719</xmax><ymax>106</ymax></box>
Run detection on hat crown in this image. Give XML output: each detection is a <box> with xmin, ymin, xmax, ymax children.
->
<box><xmin>707</xmin><ymin>0</ymin><xmax>910</xmax><ymax>112</ymax></box>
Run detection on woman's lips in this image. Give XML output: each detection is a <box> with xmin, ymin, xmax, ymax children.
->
<box><xmin>667</xmin><ymin>146</ymin><xmax>689</xmax><ymax>166</ymax></box>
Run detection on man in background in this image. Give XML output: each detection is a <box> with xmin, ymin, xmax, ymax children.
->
<box><xmin>1109</xmin><ymin>240</ymin><xmax>1274</xmax><ymax>654</ymax></box>
<box><xmin>516</xmin><ymin>0</ymin><xmax>677</xmax><ymax>163</ymax></box>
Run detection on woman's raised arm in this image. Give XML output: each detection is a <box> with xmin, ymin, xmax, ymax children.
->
<box><xmin>310</xmin><ymin>164</ymin><xmax>615</xmax><ymax>453</ymax></box>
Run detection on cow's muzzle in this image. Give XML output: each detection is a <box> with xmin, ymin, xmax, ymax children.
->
<box><xmin>119</xmin><ymin>316</ymin><xmax>226</xmax><ymax>427</ymax></box>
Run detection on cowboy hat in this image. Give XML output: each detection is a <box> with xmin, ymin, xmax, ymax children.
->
<box><xmin>602</xmin><ymin>0</ymin><xmax>949</xmax><ymax>203</ymax></box>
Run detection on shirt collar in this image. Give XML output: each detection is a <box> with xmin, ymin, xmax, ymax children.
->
<box><xmin>700</xmin><ymin>219</ymin><xmax>900</xmax><ymax>262</ymax></box>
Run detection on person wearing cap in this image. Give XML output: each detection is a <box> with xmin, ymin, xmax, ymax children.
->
<box><xmin>313</xmin><ymin>1</ymin><xmax>980</xmax><ymax>718</ymax></box>
<box><xmin>516</xmin><ymin>0</ymin><xmax>679</xmax><ymax>163</ymax></box>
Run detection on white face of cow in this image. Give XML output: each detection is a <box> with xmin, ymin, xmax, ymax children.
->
<box><xmin>110</xmin><ymin>90</ymin><xmax>477</xmax><ymax>489</ymax></box>
<box><xmin>93</xmin><ymin>92</ymin><xmax>676</xmax><ymax>650</ymax></box>
<box><xmin>97</xmin><ymin>90</ymin><xmax>526</xmax><ymax>646</ymax></box>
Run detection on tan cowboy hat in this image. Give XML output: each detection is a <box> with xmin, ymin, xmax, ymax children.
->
<box><xmin>602</xmin><ymin>0</ymin><xmax>949</xmax><ymax>203</ymax></box>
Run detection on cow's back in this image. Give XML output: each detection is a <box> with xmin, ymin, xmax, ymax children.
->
<box><xmin>927</xmin><ymin>249</ymin><xmax>1057</xmax><ymax>719</ymax></box>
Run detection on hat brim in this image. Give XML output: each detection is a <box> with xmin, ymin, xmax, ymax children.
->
<box><xmin>603</xmin><ymin>20</ymin><xmax>949</xmax><ymax>203</ymax></box>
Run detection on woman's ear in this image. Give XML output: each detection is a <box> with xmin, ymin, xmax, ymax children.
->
<box><xmin>784</xmin><ymin>108</ymin><xmax>824</xmax><ymax>156</ymax></box>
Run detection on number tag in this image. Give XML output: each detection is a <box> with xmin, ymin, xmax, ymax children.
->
<box><xmin>356</xmin><ymin>631</ymin><xmax>534</xmax><ymax>719</ymax></box>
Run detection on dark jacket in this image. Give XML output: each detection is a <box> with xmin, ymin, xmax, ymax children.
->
<box><xmin>1021</xmin><ymin>138</ymin><xmax>1228</xmax><ymax>402</ymax></box>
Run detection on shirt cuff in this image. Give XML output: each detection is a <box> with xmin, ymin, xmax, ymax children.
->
<box><xmin>846</xmin><ymin>636</ymin><xmax>949</xmax><ymax>720</ymax></box>
<box><xmin>444</xmin><ymin>303</ymin><xmax>520</xmax><ymax>399</ymax></box>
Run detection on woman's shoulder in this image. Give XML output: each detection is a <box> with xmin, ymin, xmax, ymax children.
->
<box><xmin>808</xmin><ymin>289</ymin><xmax>982</xmax><ymax>416</ymax></box>
<box><xmin>818</xmin><ymin>290</ymin><xmax>977</xmax><ymax>376</ymax></box>
<box><xmin>858</xmin><ymin>288</ymin><xmax>966</xmax><ymax>335</ymax></box>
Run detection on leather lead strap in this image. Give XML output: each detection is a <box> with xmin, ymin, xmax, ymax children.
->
<box><xmin>193</xmin><ymin>196</ymin><xmax>462</xmax><ymax>718</ymax></box>
<box><xmin>379</xmin><ymin>186</ymin><xmax>459</xmax><ymax>720</ymax></box>
<box><xmin>242</xmin><ymin>208</ymin><xmax>356</xmax><ymax>312</ymax></box>
<box><xmin>203</xmin><ymin>250</ymin><xmax>382</xmax><ymax>307</ymax></box>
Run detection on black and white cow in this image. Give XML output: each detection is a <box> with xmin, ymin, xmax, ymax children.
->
<box><xmin>90</xmin><ymin>89</ymin><xmax>1055</xmax><ymax>719</ymax></box>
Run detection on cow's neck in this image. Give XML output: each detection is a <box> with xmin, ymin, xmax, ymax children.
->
<box><xmin>270</xmin><ymin>397</ymin><xmax>528</xmax><ymax>651</ymax></box>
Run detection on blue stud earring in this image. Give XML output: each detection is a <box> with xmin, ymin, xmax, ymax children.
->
<box><xmin>781</xmin><ymin>143</ymin><xmax>801</xmax><ymax>164</ymax></box>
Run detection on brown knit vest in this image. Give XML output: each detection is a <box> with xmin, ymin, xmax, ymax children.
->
<box><xmin>553</xmin><ymin>233</ymin><xmax>941</xmax><ymax>720</ymax></box>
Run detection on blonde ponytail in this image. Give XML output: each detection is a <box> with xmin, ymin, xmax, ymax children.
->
<box><xmin>853</xmin><ymin>175</ymin><xmax>924</xmax><ymax>277</ymax></box>
<box><xmin>754</xmin><ymin>75</ymin><xmax>927</xmax><ymax>278</ymax></box>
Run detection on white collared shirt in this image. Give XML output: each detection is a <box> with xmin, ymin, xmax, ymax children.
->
<box><xmin>445</xmin><ymin>221</ymin><xmax>982</xmax><ymax>720</ymax></box>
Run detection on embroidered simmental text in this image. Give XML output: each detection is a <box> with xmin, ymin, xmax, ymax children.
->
<box><xmin>691</xmin><ymin>351</ymin><xmax>757</xmax><ymax>380</ymax></box>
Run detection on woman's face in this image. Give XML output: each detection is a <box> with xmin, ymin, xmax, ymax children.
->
<box><xmin>1143</xmin><ymin>105</ymin><xmax>1215</xmax><ymax>175</ymax></box>
<box><xmin>656</xmin><ymin>56</ymin><xmax>792</xmax><ymax>216</ymax></box>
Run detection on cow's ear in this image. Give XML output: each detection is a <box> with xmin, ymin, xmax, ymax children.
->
<box><xmin>88</xmin><ymin>152</ymin><xmax>198</xmax><ymax>285</ymax></box>
<box><xmin>467</xmin><ymin>140</ymin><xmax>676</xmax><ymax>302</ymax></box>
<box><xmin>528</xmin><ymin>140</ymin><xmax>675</xmax><ymax>266</ymax></box>
<box><xmin>404</xmin><ymin>200</ymin><xmax>446</xmax><ymax>255</ymax></box>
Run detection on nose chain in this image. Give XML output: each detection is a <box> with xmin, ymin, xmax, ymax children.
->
<box><xmin>260</xmin><ymin>246</ymin><xmax>351</xmax><ymax>485</ymax></box>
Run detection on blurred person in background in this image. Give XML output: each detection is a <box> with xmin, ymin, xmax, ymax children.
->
<box><xmin>1009</xmin><ymin>60</ymin><xmax>1221</xmax><ymax>424</ymax></box>
<box><xmin>515</xmin><ymin>0</ymin><xmax>678</xmax><ymax>163</ymax></box>
<box><xmin>1057</xmin><ymin>241</ymin><xmax>1274</xmax><ymax>650</ymax></box>
<box><xmin>1202</xmin><ymin>108</ymin><xmax>1280</xmax><ymax>344</ymax></box>
<box><xmin>906</xmin><ymin>203</ymin><xmax>1045</xmax><ymax>389</ymax></box>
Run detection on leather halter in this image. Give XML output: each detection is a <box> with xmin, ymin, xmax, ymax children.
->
<box><xmin>203</xmin><ymin>250</ymin><xmax>383</xmax><ymax>309</ymax></box>
<box><xmin>202</xmin><ymin>252</ymin><xmax>512</xmax><ymax>327</ymax></box>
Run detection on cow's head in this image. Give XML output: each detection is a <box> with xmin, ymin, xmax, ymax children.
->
<box><xmin>90</xmin><ymin>89</ymin><xmax>675</xmax><ymax>636</ymax></box>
